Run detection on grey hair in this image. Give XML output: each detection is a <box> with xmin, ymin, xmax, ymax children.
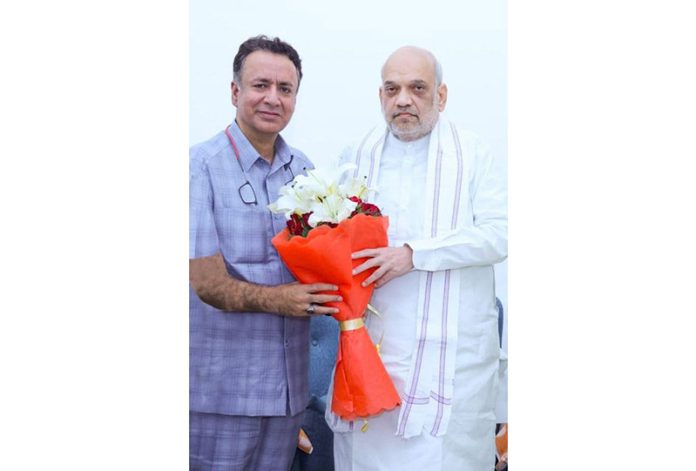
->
<box><xmin>422</xmin><ymin>48</ymin><xmax>443</xmax><ymax>85</ymax></box>
<box><xmin>434</xmin><ymin>56</ymin><xmax>443</xmax><ymax>86</ymax></box>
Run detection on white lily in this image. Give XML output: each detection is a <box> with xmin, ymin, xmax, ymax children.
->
<box><xmin>308</xmin><ymin>163</ymin><xmax>357</xmax><ymax>193</ymax></box>
<box><xmin>268</xmin><ymin>184</ymin><xmax>313</xmax><ymax>218</ymax></box>
<box><xmin>269</xmin><ymin>162</ymin><xmax>374</xmax><ymax>229</ymax></box>
<box><xmin>307</xmin><ymin>193</ymin><xmax>358</xmax><ymax>227</ymax></box>
<box><xmin>339</xmin><ymin>176</ymin><xmax>369</xmax><ymax>200</ymax></box>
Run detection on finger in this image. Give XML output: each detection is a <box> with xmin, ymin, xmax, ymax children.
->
<box><xmin>351</xmin><ymin>248</ymin><xmax>380</xmax><ymax>259</ymax></box>
<box><xmin>352</xmin><ymin>259</ymin><xmax>379</xmax><ymax>276</ymax></box>
<box><xmin>374</xmin><ymin>272</ymin><xmax>393</xmax><ymax>288</ymax></box>
<box><xmin>361</xmin><ymin>265</ymin><xmax>387</xmax><ymax>287</ymax></box>
<box><xmin>313</xmin><ymin>305</ymin><xmax>339</xmax><ymax>315</ymax></box>
<box><xmin>297</xmin><ymin>303</ymin><xmax>318</xmax><ymax>318</ymax></box>
<box><xmin>306</xmin><ymin>283</ymin><xmax>339</xmax><ymax>293</ymax></box>
<box><xmin>312</xmin><ymin>294</ymin><xmax>343</xmax><ymax>304</ymax></box>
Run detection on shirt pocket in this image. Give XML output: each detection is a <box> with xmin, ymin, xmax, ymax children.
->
<box><xmin>214</xmin><ymin>206</ymin><xmax>271</xmax><ymax>264</ymax></box>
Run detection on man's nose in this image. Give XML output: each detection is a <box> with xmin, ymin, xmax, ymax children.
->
<box><xmin>264</xmin><ymin>86</ymin><xmax>281</xmax><ymax>105</ymax></box>
<box><xmin>395</xmin><ymin>89</ymin><xmax>413</xmax><ymax>107</ymax></box>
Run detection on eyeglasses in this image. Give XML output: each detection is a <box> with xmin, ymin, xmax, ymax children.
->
<box><xmin>238</xmin><ymin>180</ymin><xmax>257</xmax><ymax>205</ymax></box>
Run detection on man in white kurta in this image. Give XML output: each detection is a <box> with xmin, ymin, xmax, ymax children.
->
<box><xmin>327</xmin><ymin>46</ymin><xmax>507</xmax><ymax>470</ymax></box>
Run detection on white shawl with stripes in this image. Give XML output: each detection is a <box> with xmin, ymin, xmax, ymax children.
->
<box><xmin>328</xmin><ymin>115</ymin><xmax>471</xmax><ymax>438</ymax></box>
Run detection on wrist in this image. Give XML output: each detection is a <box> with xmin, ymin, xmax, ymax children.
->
<box><xmin>403</xmin><ymin>243</ymin><xmax>415</xmax><ymax>271</ymax></box>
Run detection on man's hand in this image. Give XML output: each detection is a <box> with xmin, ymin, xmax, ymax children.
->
<box><xmin>190</xmin><ymin>253</ymin><xmax>341</xmax><ymax>316</ymax></box>
<box><xmin>271</xmin><ymin>282</ymin><xmax>341</xmax><ymax>318</ymax></box>
<box><xmin>351</xmin><ymin>245</ymin><xmax>414</xmax><ymax>288</ymax></box>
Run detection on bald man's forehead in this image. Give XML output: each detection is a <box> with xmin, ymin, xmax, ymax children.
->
<box><xmin>381</xmin><ymin>50</ymin><xmax>437</xmax><ymax>83</ymax></box>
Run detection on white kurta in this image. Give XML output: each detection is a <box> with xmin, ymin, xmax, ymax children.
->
<box><xmin>331</xmin><ymin>120</ymin><xmax>506</xmax><ymax>471</ymax></box>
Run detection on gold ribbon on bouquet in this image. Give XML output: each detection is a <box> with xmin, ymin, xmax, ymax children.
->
<box><xmin>339</xmin><ymin>318</ymin><xmax>364</xmax><ymax>331</ymax></box>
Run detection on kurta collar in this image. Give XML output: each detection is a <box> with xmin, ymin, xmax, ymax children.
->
<box><xmin>384</xmin><ymin>130</ymin><xmax>431</xmax><ymax>158</ymax></box>
<box><xmin>228</xmin><ymin>120</ymin><xmax>293</xmax><ymax>173</ymax></box>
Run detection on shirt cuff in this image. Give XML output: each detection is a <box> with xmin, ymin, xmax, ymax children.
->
<box><xmin>404</xmin><ymin>239</ymin><xmax>430</xmax><ymax>270</ymax></box>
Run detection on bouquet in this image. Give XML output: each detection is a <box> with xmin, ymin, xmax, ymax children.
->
<box><xmin>269</xmin><ymin>163</ymin><xmax>400</xmax><ymax>421</ymax></box>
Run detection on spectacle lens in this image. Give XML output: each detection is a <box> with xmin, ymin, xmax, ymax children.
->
<box><xmin>238</xmin><ymin>181</ymin><xmax>257</xmax><ymax>205</ymax></box>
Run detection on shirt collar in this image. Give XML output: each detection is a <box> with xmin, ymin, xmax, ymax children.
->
<box><xmin>229</xmin><ymin>121</ymin><xmax>293</xmax><ymax>173</ymax></box>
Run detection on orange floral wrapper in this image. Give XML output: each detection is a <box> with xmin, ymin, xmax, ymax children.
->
<box><xmin>495</xmin><ymin>423</ymin><xmax>508</xmax><ymax>470</ymax></box>
<box><xmin>272</xmin><ymin>214</ymin><xmax>401</xmax><ymax>420</ymax></box>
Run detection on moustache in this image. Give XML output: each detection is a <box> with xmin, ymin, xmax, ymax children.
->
<box><xmin>392</xmin><ymin>110</ymin><xmax>418</xmax><ymax>119</ymax></box>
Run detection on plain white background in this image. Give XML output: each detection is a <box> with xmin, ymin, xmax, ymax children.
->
<box><xmin>2</xmin><ymin>0</ymin><xmax>695</xmax><ymax>469</ymax></box>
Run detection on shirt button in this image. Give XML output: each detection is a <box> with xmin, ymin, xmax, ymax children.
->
<box><xmin>311</xmin><ymin>339</ymin><xmax>318</xmax><ymax>346</ymax></box>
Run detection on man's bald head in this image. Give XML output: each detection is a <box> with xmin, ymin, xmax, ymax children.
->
<box><xmin>381</xmin><ymin>46</ymin><xmax>443</xmax><ymax>86</ymax></box>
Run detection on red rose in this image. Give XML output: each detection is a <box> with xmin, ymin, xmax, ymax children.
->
<box><xmin>359</xmin><ymin>202</ymin><xmax>381</xmax><ymax>216</ymax></box>
<box><xmin>287</xmin><ymin>212</ymin><xmax>313</xmax><ymax>237</ymax></box>
<box><xmin>349</xmin><ymin>196</ymin><xmax>382</xmax><ymax>218</ymax></box>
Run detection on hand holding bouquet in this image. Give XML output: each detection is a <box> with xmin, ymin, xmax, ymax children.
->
<box><xmin>269</xmin><ymin>164</ymin><xmax>400</xmax><ymax>421</ymax></box>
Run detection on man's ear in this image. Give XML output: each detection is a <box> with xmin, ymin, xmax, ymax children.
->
<box><xmin>437</xmin><ymin>83</ymin><xmax>448</xmax><ymax>112</ymax></box>
<box><xmin>231</xmin><ymin>81</ymin><xmax>239</xmax><ymax>107</ymax></box>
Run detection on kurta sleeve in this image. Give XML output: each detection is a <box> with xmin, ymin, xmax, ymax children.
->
<box><xmin>406</xmin><ymin>137</ymin><xmax>507</xmax><ymax>271</ymax></box>
<box><xmin>189</xmin><ymin>149</ymin><xmax>220</xmax><ymax>259</ymax></box>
